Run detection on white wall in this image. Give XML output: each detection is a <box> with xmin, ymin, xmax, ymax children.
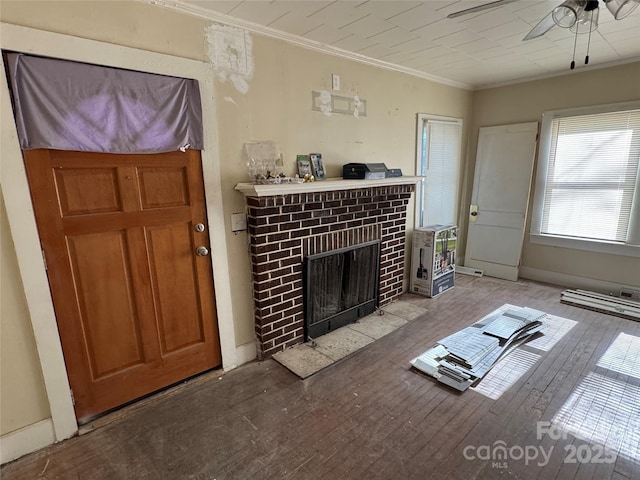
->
<box><xmin>216</xmin><ymin>34</ymin><xmax>474</xmax><ymax>343</ymax></box>
<box><xmin>0</xmin><ymin>195</ymin><xmax>51</xmax><ymax>436</ymax></box>
<box><xmin>464</xmin><ymin>62</ymin><xmax>640</xmax><ymax>290</ymax></box>
<box><xmin>0</xmin><ymin>0</ymin><xmax>474</xmax><ymax>461</ymax></box>
<box><xmin>3</xmin><ymin>0</ymin><xmax>637</xmax><ymax>465</ymax></box>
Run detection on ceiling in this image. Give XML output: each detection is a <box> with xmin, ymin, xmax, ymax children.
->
<box><xmin>153</xmin><ymin>0</ymin><xmax>640</xmax><ymax>89</ymax></box>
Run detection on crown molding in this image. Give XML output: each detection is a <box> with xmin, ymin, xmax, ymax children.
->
<box><xmin>477</xmin><ymin>56</ymin><xmax>640</xmax><ymax>90</ymax></box>
<box><xmin>142</xmin><ymin>0</ymin><xmax>473</xmax><ymax>91</ymax></box>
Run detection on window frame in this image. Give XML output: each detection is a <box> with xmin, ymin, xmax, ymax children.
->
<box><xmin>414</xmin><ymin>113</ymin><xmax>463</xmax><ymax>228</ymax></box>
<box><xmin>530</xmin><ymin>101</ymin><xmax>640</xmax><ymax>258</ymax></box>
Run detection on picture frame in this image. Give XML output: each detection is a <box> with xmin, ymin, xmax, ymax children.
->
<box><xmin>296</xmin><ymin>155</ymin><xmax>312</xmax><ymax>177</ymax></box>
<box><xmin>310</xmin><ymin>153</ymin><xmax>326</xmax><ymax>180</ymax></box>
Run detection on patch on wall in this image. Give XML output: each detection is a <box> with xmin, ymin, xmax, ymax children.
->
<box><xmin>312</xmin><ymin>90</ymin><xmax>367</xmax><ymax>118</ymax></box>
<box><xmin>205</xmin><ymin>24</ymin><xmax>254</xmax><ymax>94</ymax></box>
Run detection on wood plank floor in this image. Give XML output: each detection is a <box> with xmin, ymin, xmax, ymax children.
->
<box><xmin>3</xmin><ymin>275</ymin><xmax>640</xmax><ymax>479</ymax></box>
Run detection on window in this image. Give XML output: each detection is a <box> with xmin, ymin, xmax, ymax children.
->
<box><xmin>530</xmin><ymin>102</ymin><xmax>640</xmax><ymax>257</ymax></box>
<box><xmin>415</xmin><ymin>114</ymin><xmax>462</xmax><ymax>227</ymax></box>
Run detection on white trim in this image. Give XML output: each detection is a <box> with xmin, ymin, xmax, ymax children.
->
<box><xmin>535</xmin><ymin>100</ymin><xmax>640</xmax><ymax>119</ymax></box>
<box><xmin>143</xmin><ymin>0</ymin><xmax>639</xmax><ymax>92</ymax></box>
<box><xmin>415</xmin><ymin>115</ymin><xmax>425</xmax><ymax>227</ymax></box>
<box><xmin>519</xmin><ymin>266</ymin><xmax>639</xmax><ymax>295</ymax></box>
<box><xmin>0</xmin><ymin>22</ymin><xmax>239</xmax><ymax>452</ymax></box>
<box><xmin>235</xmin><ymin>341</ymin><xmax>257</xmax><ymax>366</ymax></box>
<box><xmin>530</xmin><ymin>100</ymin><xmax>640</xmax><ymax>257</ymax></box>
<box><xmin>142</xmin><ymin>0</ymin><xmax>473</xmax><ymax>91</ymax></box>
<box><xmin>414</xmin><ymin>114</ymin><xmax>463</xmax><ymax>228</ymax></box>
<box><xmin>0</xmin><ymin>419</ymin><xmax>55</xmax><ymax>464</ymax></box>
<box><xmin>529</xmin><ymin>110</ymin><xmax>553</xmax><ymax>237</ymax></box>
<box><xmin>530</xmin><ymin>233</ymin><xmax>640</xmax><ymax>258</ymax></box>
<box><xmin>477</xmin><ymin>57</ymin><xmax>640</xmax><ymax>91</ymax></box>
<box><xmin>0</xmin><ymin>40</ymin><xmax>76</xmax><ymax>444</ymax></box>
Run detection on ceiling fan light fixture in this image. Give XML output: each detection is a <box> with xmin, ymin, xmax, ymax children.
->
<box><xmin>604</xmin><ymin>0</ymin><xmax>640</xmax><ymax>19</ymax></box>
<box><xmin>552</xmin><ymin>0</ymin><xmax>584</xmax><ymax>27</ymax></box>
<box><xmin>570</xmin><ymin>4</ymin><xmax>600</xmax><ymax>33</ymax></box>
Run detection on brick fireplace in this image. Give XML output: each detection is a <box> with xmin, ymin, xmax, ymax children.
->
<box><xmin>235</xmin><ymin>178</ymin><xmax>418</xmax><ymax>359</ymax></box>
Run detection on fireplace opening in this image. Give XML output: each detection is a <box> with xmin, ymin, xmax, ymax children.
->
<box><xmin>304</xmin><ymin>240</ymin><xmax>381</xmax><ymax>340</ymax></box>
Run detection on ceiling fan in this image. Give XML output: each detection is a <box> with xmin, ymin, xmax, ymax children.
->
<box><xmin>448</xmin><ymin>0</ymin><xmax>640</xmax><ymax>69</ymax></box>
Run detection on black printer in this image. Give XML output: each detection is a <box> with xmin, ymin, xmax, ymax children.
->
<box><xmin>342</xmin><ymin>163</ymin><xmax>388</xmax><ymax>180</ymax></box>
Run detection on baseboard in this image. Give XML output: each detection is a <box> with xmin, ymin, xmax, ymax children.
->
<box><xmin>235</xmin><ymin>341</ymin><xmax>257</xmax><ymax>366</ymax></box>
<box><xmin>1</xmin><ymin>418</ymin><xmax>55</xmax><ymax>464</ymax></box>
<box><xmin>519</xmin><ymin>266</ymin><xmax>638</xmax><ymax>296</ymax></box>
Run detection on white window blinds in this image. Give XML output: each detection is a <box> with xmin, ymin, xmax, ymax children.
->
<box><xmin>418</xmin><ymin>117</ymin><xmax>462</xmax><ymax>227</ymax></box>
<box><xmin>540</xmin><ymin>109</ymin><xmax>640</xmax><ymax>243</ymax></box>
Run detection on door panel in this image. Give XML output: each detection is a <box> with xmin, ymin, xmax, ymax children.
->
<box><xmin>147</xmin><ymin>223</ymin><xmax>206</xmax><ymax>354</ymax></box>
<box><xmin>138</xmin><ymin>167</ymin><xmax>189</xmax><ymax>208</ymax></box>
<box><xmin>56</xmin><ymin>167</ymin><xmax>122</xmax><ymax>215</ymax></box>
<box><xmin>471</xmin><ymin>210</ymin><xmax>527</xmax><ymax>229</ymax></box>
<box><xmin>68</xmin><ymin>231</ymin><xmax>144</xmax><ymax>379</ymax></box>
<box><xmin>24</xmin><ymin>149</ymin><xmax>221</xmax><ymax>422</ymax></box>
<box><xmin>465</xmin><ymin>122</ymin><xmax>538</xmax><ymax>281</ymax></box>
<box><xmin>468</xmin><ymin>224</ymin><xmax>524</xmax><ymax>265</ymax></box>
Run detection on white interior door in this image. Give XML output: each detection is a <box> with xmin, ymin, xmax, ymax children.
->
<box><xmin>464</xmin><ymin>122</ymin><xmax>538</xmax><ymax>281</ymax></box>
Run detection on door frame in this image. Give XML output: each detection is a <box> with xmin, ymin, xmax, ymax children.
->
<box><xmin>414</xmin><ymin>113</ymin><xmax>463</xmax><ymax>228</ymax></box>
<box><xmin>0</xmin><ymin>23</ymin><xmax>238</xmax><ymax>442</ymax></box>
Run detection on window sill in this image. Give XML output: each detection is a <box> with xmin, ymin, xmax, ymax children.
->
<box><xmin>529</xmin><ymin>233</ymin><xmax>640</xmax><ymax>258</ymax></box>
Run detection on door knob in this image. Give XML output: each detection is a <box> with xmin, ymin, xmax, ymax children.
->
<box><xmin>195</xmin><ymin>246</ymin><xmax>209</xmax><ymax>256</ymax></box>
<box><xmin>469</xmin><ymin>204</ymin><xmax>479</xmax><ymax>222</ymax></box>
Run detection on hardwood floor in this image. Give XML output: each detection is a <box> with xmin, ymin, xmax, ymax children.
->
<box><xmin>3</xmin><ymin>276</ymin><xmax>639</xmax><ymax>479</ymax></box>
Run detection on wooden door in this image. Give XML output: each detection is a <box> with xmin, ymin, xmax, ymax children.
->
<box><xmin>464</xmin><ymin>122</ymin><xmax>538</xmax><ymax>281</ymax></box>
<box><xmin>23</xmin><ymin>149</ymin><xmax>221</xmax><ymax>423</ymax></box>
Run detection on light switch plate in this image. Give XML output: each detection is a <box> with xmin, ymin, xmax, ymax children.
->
<box><xmin>332</xmin><ymin>73</ymin><xmax>340</xmax><ymax>91</ymax></box>
<box><xmin>231</xmin><ymin>212</ymin><xmax>247</xmax><ymax>232</ymax></box>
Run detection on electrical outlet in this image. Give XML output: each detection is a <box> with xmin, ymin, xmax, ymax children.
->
<box><xmin>619</xmin><ymin>287</ymin><xmax>640</xmax><ymax>301</ymax></box>
<box><xmin>332</xmin><ymin>74</ymin><xmax>340</xmax><ymax>91</ymax></box>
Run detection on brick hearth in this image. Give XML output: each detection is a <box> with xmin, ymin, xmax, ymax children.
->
<box><xmin>243</xmin><ymin>183</ymin><xmax>415</xmax><ymax>359</ymax></box>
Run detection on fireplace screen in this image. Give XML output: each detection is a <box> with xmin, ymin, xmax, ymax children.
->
<box><xmin>304</xmin><ymin>240</ymin><xmax>380</xmax><ymax>339</ymax></box>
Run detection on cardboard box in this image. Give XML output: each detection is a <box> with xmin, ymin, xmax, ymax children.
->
<box><xmin>410</xmin><ymin>225</ymin><xmax>457</xmax><ymax>298</ymax></box>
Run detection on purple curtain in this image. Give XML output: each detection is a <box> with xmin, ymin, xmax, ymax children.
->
<box><xmin>5</xmin><ymin>53</ymin><xmax>203</xmax><ymax>154</ymax></box>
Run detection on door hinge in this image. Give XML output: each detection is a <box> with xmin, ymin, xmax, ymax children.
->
<box><xmin>41</xmin><ymin>250</ymin><xmax>47</xmax><ymax>270</ymax></box>
<box><xmin>70</xmin><ymin>389</ymin><xmax>75</xmax><ymax>406</ymax></box>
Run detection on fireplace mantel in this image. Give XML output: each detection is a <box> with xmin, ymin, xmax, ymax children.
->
<box><xmin>234</xmin><ymin>176</ymin><xmax>422</xmax><ymax>197</ymax></box>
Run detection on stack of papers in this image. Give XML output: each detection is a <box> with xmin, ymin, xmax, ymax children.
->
<box><xmin>410</xmin><ymin>305</ymin><xmax>545</xmax><ymax>391</ymax></box>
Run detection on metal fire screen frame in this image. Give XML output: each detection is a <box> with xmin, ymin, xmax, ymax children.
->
<box><xmin>304</xmin><ymin>240</ymin><xmax>381</xmax><ymax>340</ymax></box>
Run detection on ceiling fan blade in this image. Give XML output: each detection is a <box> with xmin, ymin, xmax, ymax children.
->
<box><xmin>447</xmin><ymin>0</ymin><xmax>519</xmax><ymax>19</ymax></box>
<box><xmin>523</xmin><ymin>11</ymin><xmax>557</xmax><ymax>40</ymax></box>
